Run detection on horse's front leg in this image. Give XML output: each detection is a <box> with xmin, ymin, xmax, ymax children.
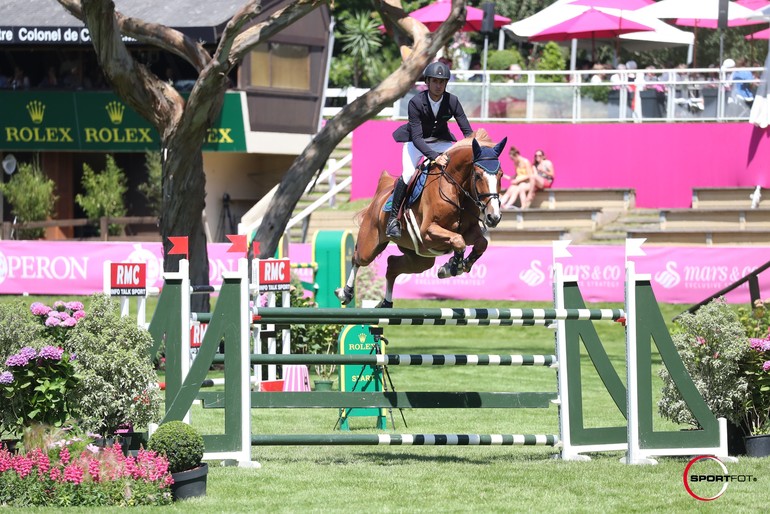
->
<box><xmin>461</xmin><ymin>223</ymin><xmax>489</xmax><ymax>273</ymax></box>
<box><xmin>422</xmin><ymin>223</ymin><xmax>467</xmax><ymax>279</ymax></box>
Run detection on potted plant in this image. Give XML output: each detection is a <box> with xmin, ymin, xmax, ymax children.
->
<box><xmin>658</xmin><ymin>298</ymin><xmax>751</xmax><ymax>455</ymax></box>
<box><xmin>147</xmin><ymin>420</ymin><xmax>207</xmax><ymax>500</ymax></box>
<box><xmin>737</xmin><ymin>299</ymin><xmax>770</xmax><ymax>456</ymax></box>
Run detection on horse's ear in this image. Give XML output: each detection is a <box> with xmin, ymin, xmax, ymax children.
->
<box><xmin>472</xmin><ymin>138</ymin><xmax>482</xmax><ymax>160</ymax></box>
<box><xmin>493</xmin><ymin>137</ymin><xmax>508</xmax><ymax>157</ymax></box>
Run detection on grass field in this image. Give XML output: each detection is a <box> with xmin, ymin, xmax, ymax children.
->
<box><xmin>4</xmin><ymin>296</ymin><xmax>768</xmax><ymax>513</ymax></box>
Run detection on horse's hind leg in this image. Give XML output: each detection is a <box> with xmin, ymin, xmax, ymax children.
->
<box><xmin>335</xmin><ymin>240</ymin><xmax>388</xmax><ymax>305</ymax></box>
<box><xmin>380</xmin><ymin>251</ymin><xmax>434</xmax><ymax>308</ymax></box>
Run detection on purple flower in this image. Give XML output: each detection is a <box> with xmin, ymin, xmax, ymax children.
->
<box><xmin>0</xmin><ymin>371</ymin><xmax>13</xmax><ymax>384</ymax></box>
<box><xmin>45</xmin><ymin>316</ymin><xmax>62</xmax><ymax>327</ymax></box>
<box><xmin>30</xmin><ymin>302</ymin><xmax>51</xmax><ymax>316</ymax></box>
<box><xmin>69</xmin><ymin>353</ymin><xmax>77</xmax><ymax>361</ymax></box>
<box><xmin>38</xmin><ymin>346</ymin><xmax>64</xmax><ymax>360</ymax></box>
<box><xmin>66</xmin><ymin>301</ymin><xmax>84</xmax><ymax>312</ymax></box>
<box><xmin>5</xmin><ymin>347</ymin><xmax>37</xmax><ymax>367</ymax></box>
<box><xmin>762</xmin><ymin>340</ymin><xmax>770</xmax><ymax>352</ymax></box>
<box><xmin>764</xmin><ymin>361</ymin><xmax>770</xmax><ymax>372</ymax></box>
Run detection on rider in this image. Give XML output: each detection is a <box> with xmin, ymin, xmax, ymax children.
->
<box><xmin>388</xmin><ymin>60</ymin><xmax>474</xmax><ymax>239</ymax></box>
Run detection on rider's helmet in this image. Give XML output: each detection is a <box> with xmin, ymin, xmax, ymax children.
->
<box><xmin>423</xmin><ymin>61</ymin><xmax>451</xmax><ymax>81</ymax></box>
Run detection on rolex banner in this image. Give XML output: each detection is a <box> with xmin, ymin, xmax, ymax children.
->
<box><xmin>0</xmin><ymin>90</ymin><xmax>247</xmax><ymax>152</ymax></box>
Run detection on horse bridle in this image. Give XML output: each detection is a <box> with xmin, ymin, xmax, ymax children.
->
<box><xmin>434</xmin><ymin>157</ymin><xmax>501</xmax><ymax>226</ymax></box>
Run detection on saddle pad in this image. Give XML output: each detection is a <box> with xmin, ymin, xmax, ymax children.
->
<box><xmin>383</xmin><ymin>171</ymin><xmax>428</xmax><ymax>211</ymax></box>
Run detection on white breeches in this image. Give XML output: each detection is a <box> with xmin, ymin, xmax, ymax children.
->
<box><xmin>401</xmin><ymin>141</ymin><xmax>453</xmax><ymax>183</ymax></box>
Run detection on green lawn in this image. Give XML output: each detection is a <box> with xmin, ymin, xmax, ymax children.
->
<box><xmin>4</xmin><ymin>296</ymin><xmax>767</xmax><ymax>513</ymax></box>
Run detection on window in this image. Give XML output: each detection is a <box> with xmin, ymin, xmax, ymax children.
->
<box><xmin>248</xmin><ymin>42</ymin><xmax>310</xmax><ymax>91</ymax></box>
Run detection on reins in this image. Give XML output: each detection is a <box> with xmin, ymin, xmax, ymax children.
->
<box><xmin>430</xmin><ymin>155</ymin><xmax>497</xmax><ymax>227</ymax></box>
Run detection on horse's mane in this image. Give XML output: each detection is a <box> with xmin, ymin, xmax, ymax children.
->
<box><xmin>451</xmin><ymin>128</ymin><xmax>494</xmax><ymax>150</ymax></box>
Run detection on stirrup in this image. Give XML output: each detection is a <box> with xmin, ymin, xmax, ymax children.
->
<box><xmin>386</xmin><ymin>217</ymin><xmax>401</xmax><ymax>238</ymax></box>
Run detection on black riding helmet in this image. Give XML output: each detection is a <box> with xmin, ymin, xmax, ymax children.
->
<box><xmin>423</xmin><ymin>61</ymin><xmax>450</xmax><ymax>81</ymax></box>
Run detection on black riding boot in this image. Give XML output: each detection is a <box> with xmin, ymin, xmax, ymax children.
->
<box><xmin>386</xmin><ymin>178</ymin><xmax>408</xmax><ymax>239</ymax></box>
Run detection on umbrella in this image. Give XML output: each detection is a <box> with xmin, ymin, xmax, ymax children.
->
<box><xmin>505</xmin><ymin>2</ymin><xmax>685</xmax><ymax>69</ymax></box>
<box><xmin>409</xmin><ymin>0</ymin><xmax>510</xmax><ymax>32</ymax></box>
<box><xmin>747</xmin><ymin>26</ymin><xmax>770</xmax><ymax>38</ymax></box>
<box><xmin>638</xmin><ymin>0</ymin><xmax>758</xmax><ymax>66</ymax></box>
<box><xmin>675</xmin><ymin>0</ymin><xmax>768</xmax><ymax>28</ymax></box>
<box><xmin>570</xmin><ymin>0</ymin><xmax>654</xmax><ymax>9</ymax></box>
<box><xmin>529</xmin><ymin>8</ymin><xmax>654</xmax><ymax>42</ymax></box>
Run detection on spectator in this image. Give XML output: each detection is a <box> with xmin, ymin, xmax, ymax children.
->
<box><xmin>526</xmin><ymin>149</ymin><xmax>555</xmax><ymax>207</ymax></box>
<box><xmin>590</xmin><ymin>63</ymin><xmax>606</xmax><ymax>84</ymax></box>
<box><xmin>10</xmin><ymin>66</ymin><xmax>30</xmax><ymax>90</ymax></box>
<box><xmin>506</xmin><ymin>64</ymin><xmax>522</xmax><ymax>83</ymax></box>
<box><xmin>730</xmin><ymin>57</ymin><xmax>755</xmax><ymax>103</ymax></box>
<box><xmin>38</xmin><ymin>66</ymin><xmax>60</xmax><ymax>88</ymax></box>
<box><xmin>500</xmin><ymin>146</ymin><xmax>534</xmax><ymax>209</ymax></box>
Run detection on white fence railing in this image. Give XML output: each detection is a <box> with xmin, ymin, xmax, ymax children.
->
<box><xmin>324</xmin><ymin>67</ymin><xmax>762</xmax><ymax>123</ymax></box>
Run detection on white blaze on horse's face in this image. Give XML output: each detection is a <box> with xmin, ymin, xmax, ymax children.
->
<box><xmin>483</xmin><ymin>171</ymin><xmax>502</xmax><ymax>227</ymax></box>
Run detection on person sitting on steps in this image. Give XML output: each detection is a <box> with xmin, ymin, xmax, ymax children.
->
<box><xmin>388</xmin><ymin>61</ymin><xmax>473</xmax><ymax>239</ymax></box>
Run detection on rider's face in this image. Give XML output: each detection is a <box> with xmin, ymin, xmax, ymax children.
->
<box><xmin>426</xmin><ymin>77</ymin><xmax>448</xmax><ymax>100</ymax></box>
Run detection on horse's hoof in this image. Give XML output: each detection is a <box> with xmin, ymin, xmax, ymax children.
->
<box><xmin>376</xmin><ymin>299</ymin><xmax>393</xmax><ymax>308</ymax></box>
<box><xmin>335</xmin><ymin>285</ymin><xmax>354</xmax><ymax>305</ymax></box>
<box><xmin>437</xmin><ymin>266</ymin><xmax>449</xmax><ymax>279</ymax></box>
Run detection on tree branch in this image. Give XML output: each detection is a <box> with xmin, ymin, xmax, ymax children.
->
<box><xmin>229</xmin><ymin>0</ymin><xmax>326</xmax><ymax>63</ymax></box>
<box><xmin>57</xmin><ymin>0</ymin><xmax>210</xmax><ymax>72</ymax></box>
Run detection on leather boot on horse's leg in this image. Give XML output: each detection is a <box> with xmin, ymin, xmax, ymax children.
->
<box><xmin>386</xmin><ymin>178</ymin><xmax>408</xmax><ymax>239</ymax></box>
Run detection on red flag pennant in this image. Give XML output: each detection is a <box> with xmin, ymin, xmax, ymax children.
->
<box><xmin>252</xmin><ymin>241</ymin><xmax>261</xmax><ymax>256</ymax></box>
<box><xmin>226</xmin><ymin>234</ymin><xmax>247</xmax><ymax>254</ymax></box>
<box><xmin>168</xmin><ymin>236</ymin><xmax>189</xmax><ymax>258</ymax></box>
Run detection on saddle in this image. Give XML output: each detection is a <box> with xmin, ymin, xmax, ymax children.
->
<box><xmin>384</xmin><ymin>160</ymin><xmax>431</xmax><ymax>219</ymax></box>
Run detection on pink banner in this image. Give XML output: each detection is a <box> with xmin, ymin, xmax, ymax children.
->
<box><xmin>1</xmin><ymin>241</ymin><xmax>768</xmax><ymax>306</ymax></box>
<box><xmin>289</xmin><ymin>242</ymin><xmax>770</xmax><ymax>305</ymax></box>
<box><xmin>0</xmin><ymin>241</ymin><xmax>238</xmax><ymax>295</ymax></box>
<box><xmin>351</xmin><ymin>121</ymin><xmax>770</xmax><ymax>209</ymax></box>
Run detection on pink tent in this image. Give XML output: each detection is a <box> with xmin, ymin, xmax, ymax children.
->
<box><xmin>409</xmin><ymin>0</ymin><xmax>510</xmax><ymax>32</ymax></box>
<box><xmin>747</xmin><ymin>27</ymin><xmax>770</xmax><ymax>38</ymax></box>
<box><xmin>529</xmin><ymin>8</ymin><xmax>654</xmax><ymax>42</ymax></box>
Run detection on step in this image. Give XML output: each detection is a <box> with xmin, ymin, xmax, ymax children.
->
<box><xmin>527</xmin><ymin>188</ymin><xmax>635</xmax><ymax>210</ymax></box>
<box><xmin>660</xmin><ymin>208</ymin><xmax>770</xmax><ymax>230</ymax></box>
<box><xmin>499</xmin><ymin>207</ymin><xmax>600</xmax><ymax>230</ymax></box>
<box><xmin>628</xmin><ymin>228</ymin><xmax>770</xmax><ymax>246</ymax></box>
<box><xmin>485</xmin><ymin>227</ymin><xmax>568</xmax><ymax>245</ymax></box>
<box><xmin>691</xmin><ymin>187</ymin><xmax>766</xmax><ymax>209</ymax></box>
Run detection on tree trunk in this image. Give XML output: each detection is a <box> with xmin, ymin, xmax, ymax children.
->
<box><xmin>161</xmin><ymin>141</ymin><xmax>210</xmax><ymax>311</ymax></box>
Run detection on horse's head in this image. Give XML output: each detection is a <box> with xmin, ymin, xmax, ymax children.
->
<box><xmin>471</xmin><ymin>137</ymin><xmax>507</xmax><ymax>228</ymax></box>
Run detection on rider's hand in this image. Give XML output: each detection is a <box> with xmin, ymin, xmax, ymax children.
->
<box><xmin>435</xmin><ymin>153</ymin><xmax>449</xmax><ymax>167</ymax></box>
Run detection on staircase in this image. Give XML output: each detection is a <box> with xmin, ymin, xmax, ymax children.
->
<box><xmin>286</xmin><ymin>135</ymin><xmax>354</xmax><ymax>243</ymax></box>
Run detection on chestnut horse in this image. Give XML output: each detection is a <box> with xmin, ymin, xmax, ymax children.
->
<box><xmin>335</xmin><ymin>129</ymin><xmax>508</xmax><ymax>307</ymax></box>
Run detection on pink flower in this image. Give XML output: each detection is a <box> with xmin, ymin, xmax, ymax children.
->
<box><xmin>61</xmin><ymin>317</ymin><xmax>77</xmax><ymax>328</ymax></box>
<box><xmin>45</xmin><ymin>316</ymin><xmax>62</xmax><ymax>327</ymax></box>
<box><xmin>59</xmin><ymin>446</ymin><xmax>71</xmax><ymax>465</ymax></box>
<box><xmin>63</xmin><ymin>462</ymin><xmax>84</xmax><ymax>484</ymax></box>
<box><xmin>30</xmin><ymin>302</ymin><xmax>52</xmax><ymax>316</ymax></box>
<box><xmin>695</xmin><ymin>336</ymin><xmax>706</xmax><ymax>346</ymax></box>
<box><xmin>66</xmin><ymin>301</ymin><xmax>84</xmax><ymax>311</ymax></box>
<box><xmin>73</xmin><ymin>310</ymin><xmax>86</xmax><ymax>320</ymax></box>
<box><xmin>763</xmin><ymin>361</ymin><xmax>770</xmax><ymax>372</ymax></box>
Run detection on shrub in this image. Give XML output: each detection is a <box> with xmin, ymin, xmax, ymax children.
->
<box><xmin>0</xmin><ymin>346</ymin><xmax>80</xmax><ymax>438</ymax></box>
<box><xmin>75</xmin><ymin>155</ymin><xmax>127</xmax><ymax>236</ymax></box>
<box><xmin>658</xmin><ymin>298</ymin><xmax>750</xmax><ymax>427</ymax></box>
<box><xmin>355</xmin><ymin>261</ymin><xmax>386</xmax><ymax>307</ymax></box>
<box><xmin>137</xmin><ymin>150</ymin><xmax>162</xmax><ymax>217</ymax></box>
<box><xmin>0</xmin><ymin>300</ymin><xmax>46</xmax><ymax>365</ymax></box>
<box><xmin>0</xmin><ymin>161</ymin><xmax>57</xmax><ymax>239</ymax></box>
<box><xmin>534</xmin><ymin>42</ymin><xmax>567</xmax><ymax>83</ymax></box>
<box><xmin>487</xmin><ymin>48</ymin><xmax>525</xmax><ymax>82</ymax></box>
<box><xmin>147</xmin><ymin>421</ymin><xmax>204</xmax><ymax>473</ymax></box>
<box><xmin>63</xmin><ymin>294</ymin><xmax>161</xmax><ymax>435</ymax></box>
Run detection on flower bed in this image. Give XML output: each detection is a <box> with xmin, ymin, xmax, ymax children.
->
<box><xmin>0</xmin><ymin>443</ymin><xmax>172</xmax><ymax>507</ymax></box>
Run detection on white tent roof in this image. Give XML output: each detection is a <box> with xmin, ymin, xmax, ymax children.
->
<box><xmin>503</xmin><ymin>1</ymin><xmax>694</xmax><ymax>50</ymax></box>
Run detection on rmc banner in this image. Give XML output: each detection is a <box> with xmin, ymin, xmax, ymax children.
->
<box><xmin>2</xmin><ymin>241</ymin><xmax>766</xmax><ymax>305</ymax></box>
<box><xmin>0</xmin><ymin>91</ymin><xmax>248</xmax><ymax>152</ymax></box>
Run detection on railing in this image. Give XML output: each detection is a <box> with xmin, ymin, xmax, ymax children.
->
<box><xmin>324</xmin><ymin>66</ymin><xmax>762</xmax><ymax>123</ymax></box>
<box><xmin>1</xmin><ymin>216</ymin><xmax>159</xmax><ymax>240</ymax></box>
